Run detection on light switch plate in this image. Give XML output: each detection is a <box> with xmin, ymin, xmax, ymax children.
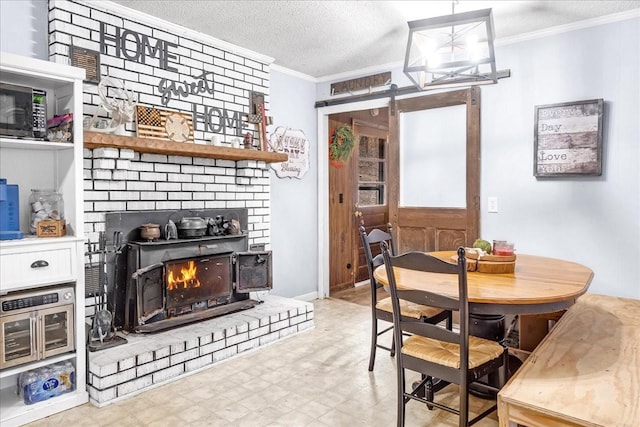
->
<box><xmin>488</xmin><ymin>197</ymin><xmax>498</xmax><ymax>213</ymax></box>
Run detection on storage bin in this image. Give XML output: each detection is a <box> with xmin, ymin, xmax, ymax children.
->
<box><xmin>29</xmin><ymin>189</ymin><xmax>64</xmax><ymax>234</ymax></box>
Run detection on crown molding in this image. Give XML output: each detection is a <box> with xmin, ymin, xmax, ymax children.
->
<box><xmin>270</xmin><ymin>63</ymin><xmax>317</xmax><ymax>82</ymax></box>
<box><xmin>495</xmin><ymin>9</ymin><xmax>640</xmax><ymax>47</ymax></box>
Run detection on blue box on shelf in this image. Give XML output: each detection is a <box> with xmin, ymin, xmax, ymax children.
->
<box><xmin>0</xmin><ymin>178</ymin><xmax>24</xmax><ymax>240</ymax></box>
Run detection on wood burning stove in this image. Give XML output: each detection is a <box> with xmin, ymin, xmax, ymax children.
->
<box><xmin>103</xmin><ymin>210</ymin><xmax>272</xmax><ymax>333</ymax></box>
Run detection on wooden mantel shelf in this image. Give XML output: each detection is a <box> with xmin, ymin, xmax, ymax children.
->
<box><xmin>84</xmin><ymin>131</ymin><xmax>288</xmax><ymax>163</ymax></box>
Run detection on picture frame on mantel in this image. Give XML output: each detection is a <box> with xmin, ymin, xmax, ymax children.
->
<box><xmin>534</xmin><ymin>98</ymin><xmax>604</xmax><ymax>177</ymax></box>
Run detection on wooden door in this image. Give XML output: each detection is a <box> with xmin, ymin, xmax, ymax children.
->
<box><xmin>329</xmin><ymin>109</ymin><xmax>389</xmax><ymax>293</ymax></box>
<box><xmin>353</xmin><ymin>120</ymin><xmax>389</xmax><ymax>284</ymax></box>
<box><xmin>388</xmin><ymin>87</ymin><xmax>481</xmax><ymax>253</ymax></box>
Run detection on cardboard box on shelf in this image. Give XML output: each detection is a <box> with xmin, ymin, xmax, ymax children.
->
<box><xmin>36</xmin><ymin>220</ymin><xmax>66</xmax><ymax>237</ymax></box>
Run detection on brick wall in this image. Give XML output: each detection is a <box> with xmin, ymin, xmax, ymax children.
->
<box><xmin>48</xmin><ymin>0</ymin><xmax>273</xmax><ymax>247</ymax></box>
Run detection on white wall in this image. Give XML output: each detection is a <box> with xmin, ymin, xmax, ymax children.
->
<box><xmin>0</xmin><ymin>0</ymin><xmax>48</xmax><ymax>59</ymax></box>
<box><xmin>480</xmin><ymin>18</ymin><xmax>639</xmax><ymax>299</ymax></box>
<box><xmin>269</xmin><ymin>69</ymin><xmax>319</xmax><ymax>299</ymax></box>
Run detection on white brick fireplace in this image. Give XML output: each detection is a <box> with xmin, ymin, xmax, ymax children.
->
<box><xmin>46</xmin><ymin>0</ymin><xmax>313</xmax><ymax>407</ymax></box>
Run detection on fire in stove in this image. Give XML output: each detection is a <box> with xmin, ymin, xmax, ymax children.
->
<box><xmin>167</xmin><ymin>260</ymin><xmax>201</xmax><ymax>290</ymax></box>
<box><xmin>164</xmin><ymin>256</ymin><xmax>232</xmax><ymax>314</ymax></box>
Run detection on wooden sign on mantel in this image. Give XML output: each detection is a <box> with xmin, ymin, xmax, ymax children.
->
<box><xmin>534</xmin><ymin>98</ymin><xmax>604</xmax><ymax>177</ymax></box>
<box><xmin>331</xmin><ymin>72</ymin><xmax>391</xmax><ymax>95</ymax></box>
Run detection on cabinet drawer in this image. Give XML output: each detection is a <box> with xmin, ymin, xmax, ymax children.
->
<box><xmin>0</xmin><ymin>242</ymin><xmax>77</xmax><ymax>291</ymax></box>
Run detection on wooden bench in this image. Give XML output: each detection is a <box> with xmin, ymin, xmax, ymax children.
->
<box><xmin>498</xmin><ymin>293</ymin><xmax>640</xmax><ymax>427</ymax></box>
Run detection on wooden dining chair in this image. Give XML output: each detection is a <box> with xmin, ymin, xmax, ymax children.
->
<box><xmin>381</xmin><ymin>244</ymin><xmax>508</xmax><ymax>427</ymax></box>
<box><xmin>359</xmin><ymin>223</ymin><xmax>451</xmax><ymax>372</ymax></box>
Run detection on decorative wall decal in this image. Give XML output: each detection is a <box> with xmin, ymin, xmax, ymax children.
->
<box><xmin>99</xmin><ymin>22</ymin><xmax>178</xmax><ymax>72</ymax></box>
<box><xmin>193</xmin><ymin>105</ymin><xmax>244</xmax><ymax>137</ymax></box>
<box><xmin>53</xmin><ymin>4</ymin><xmax>271</xmax><ymax>145</ymax></box>
<box><xmin>70</xmin><ymin>46</ymin><xmax>100</xmax><ymax>83</ymax></box>
<box><xmin>534</xmin><ymin>99</ymin><xmax>604</xmax><ymax>177</ymax></box>
<box><xmin>136</xmin><ymin>105</ymin><xmax>194</xmax><ymax>143</ymax></box>
<box><xmin>85</xmin><ymin>77</ymin><xmax>136</xmax><ymax>135</ymax></box>
<box><xmin>165</xmin><ymin>114</ymin><xmax>192</xmax><ymax>143</ymax></box>
<box><xmin>270</xmin><ymin>126</ymin><xmax>310</xmax><ymax>179</ymax></box>
<box><xmin>246</xmin><ymin>92</ymin><xmax>273</xmax><ymax>151</ymax></box>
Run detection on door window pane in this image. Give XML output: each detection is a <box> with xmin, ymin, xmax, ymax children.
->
<box><xmin>399</xmin><ymin>105</ymin><xmax>466</xmax><ymax>207</ymax></box>
<box><xmin>358</xmin><ymin>135</ymin><xmax>386</xmax><ymax>206</ymax></box>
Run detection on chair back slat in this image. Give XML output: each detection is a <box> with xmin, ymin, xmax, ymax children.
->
<box><xmin>396</xmin><ymin>289</ymin><xmax>459</xmax><ymax>312</ymax></box>
<box><xmin>388</xmin><ymin>250</ymin><xmax>459</xmax><ymax>275</ymax></box>
<box><xmin>402</xmin><ymin>321</ymin><xmax>460</xmax><ymax>344</ymax></box>
<box><xmin>366</xmin><ymin>227</ymin><xmax>393</xmax><ymax>245</ymax></box>
<box><xmin>371</xmin><ymin>253</ymin><xmax>384</xmax><ymax>270</ymax></box>
<box><xmin>381</xmin><ymin>242</ymin><xmax>469</xmax><ymax>354</ymax></box>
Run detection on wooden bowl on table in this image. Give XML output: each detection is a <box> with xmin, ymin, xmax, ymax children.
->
<box><xmin>452</xmin><ymin>249</ymin><xmax>516</xmax><ymax>274</ymax></box>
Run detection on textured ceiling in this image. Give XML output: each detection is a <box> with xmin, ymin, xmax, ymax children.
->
<box><xmin>111</xmin><ymin>0</ymin><xmax>640</xmax><ymax>78</ymax></box>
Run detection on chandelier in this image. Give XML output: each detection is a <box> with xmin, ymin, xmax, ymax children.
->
<box><xmin>403</xmin><ymin>7</ymin><xmax>497</xmax><ymax>90</ymax></box>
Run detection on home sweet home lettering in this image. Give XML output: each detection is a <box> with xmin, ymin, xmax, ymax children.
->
<box><xmin>99</xmin><ymin>22</ymin><xmax>246</xmax><ymax>136</ymax></box>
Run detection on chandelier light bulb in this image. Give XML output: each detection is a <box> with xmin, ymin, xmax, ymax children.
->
<box><xmin>466</xmin><ymin>34</ymin><xmax>481</xmax><ymax>62</ymax></box>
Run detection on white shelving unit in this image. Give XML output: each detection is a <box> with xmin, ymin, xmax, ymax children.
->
<box><xmin>0</xmin><ymin>52</ymin><xmax>87</xmax><ymax>426</ymax></box>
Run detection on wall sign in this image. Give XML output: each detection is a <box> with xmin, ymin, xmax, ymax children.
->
<box><xmin>534</xmin><ymin>99</ymin><xmax>604</xmax><ymax>177</ymax></box>
<box><xmin>98</xmin><ymin>22</ymin><xmax>253</xmax><ymax>138</ymax></box>
<box><xmin>136</xmin><ymin>106</ymin><xmax>194</xmax><ymax>143</ymax></box>
<box><xmin>269</xmin><ymin>127</ymin><xmax>310</xmax><ymax>179</ymax></box>
<box><xmin>331</xmin><ymin>71</ymin><xmax>391</xmax><ymax>95</ymax></box>
<box><xmin>70</xmin><ymin>46</ymin><xmax>100</xmax><ymax>83</ymax></box>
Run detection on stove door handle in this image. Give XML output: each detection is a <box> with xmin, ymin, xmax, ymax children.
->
<box><xmin>30</xmin><ymin>260</ymin><xmax>49</xmax><ymax>269</ymax></box>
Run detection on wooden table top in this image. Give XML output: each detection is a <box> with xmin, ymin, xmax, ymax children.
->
<box><xmin>498</xmin><ymin>293</ymin><xmax>640</xmax><ymax>426</ymax></box>
<box><xmin>373</xmin><ymin>251</ymin><xmax>594</xmax><ymax>314</ymax></box>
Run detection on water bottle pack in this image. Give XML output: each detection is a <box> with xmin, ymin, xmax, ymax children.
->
<box><xmin>18</xmin><ymin>361</ymin><xmax>75</xmax><ymax>405</ymax></box>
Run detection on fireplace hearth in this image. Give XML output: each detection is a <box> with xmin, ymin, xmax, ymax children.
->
<box><xmin>103</xmin><ymin>210</ymin><xmax>272</xmax><ymax>333</ymax></box>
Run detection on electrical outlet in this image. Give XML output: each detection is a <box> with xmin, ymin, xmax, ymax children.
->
<box><xmin>488</xmin><ymin>197</ymin><xmax>498</xmax><ymax>213</ymax></box>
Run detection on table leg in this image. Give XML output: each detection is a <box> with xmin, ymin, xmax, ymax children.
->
<box><xmin>469</xmin><ymin>313</ymin><xmax>505</xmax><ymax>399</ymax></box>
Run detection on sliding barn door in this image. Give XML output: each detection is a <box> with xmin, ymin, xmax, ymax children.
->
<box><xmin>388</xmin><ymin>87</ymin><xmax>481</xmax><ymax>253</ymax></box>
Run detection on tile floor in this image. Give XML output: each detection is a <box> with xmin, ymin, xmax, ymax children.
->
<box><xmin>26</xmin><ymin>298</ymin><xmax>499</xmax><ymax>427</ymax></box>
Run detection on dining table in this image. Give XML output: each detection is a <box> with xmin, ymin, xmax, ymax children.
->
<box><xmin>373</xmin><ymin>251</ymin><xmax>594</xmax><ymax>316</ymax></box>
<box><xmin>373</xmin><ymin>250</ymin><xmax>595</xmax><ymax>399</ymax></box>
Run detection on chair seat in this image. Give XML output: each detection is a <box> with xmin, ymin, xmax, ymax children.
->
<box><xmin>401</xmin><ymin>334</ymin><xmax>504</xmax><ymax>369</ymax></box>
<box><xmin>376</xmin><ymin>297</ymin><xmax>445</xmax><ymax>319</ymax></box>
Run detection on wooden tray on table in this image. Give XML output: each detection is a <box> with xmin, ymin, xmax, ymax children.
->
<box><xmin>452</xmin><ymin>250</ymin><xmax>516</xmax><ymax>274</ymax></box>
